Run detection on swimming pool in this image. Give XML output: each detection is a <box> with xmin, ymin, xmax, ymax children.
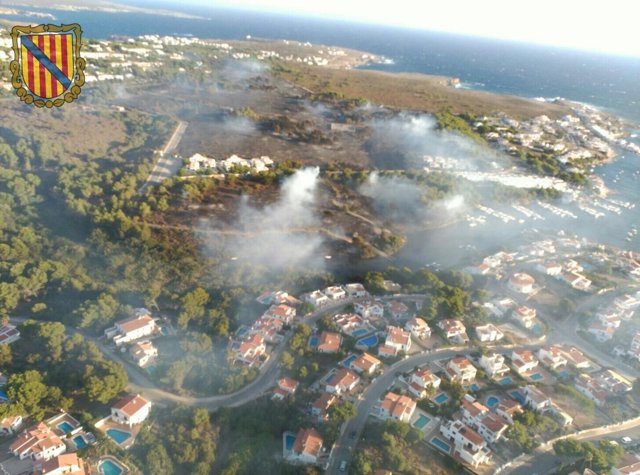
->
<box><xmin>99</xmin><ymin>460</ymin><xmax>124</xmax><ymax>475</ymax></box>
<box><xmin>356</xmin><ymin>335</ymin><xmax>378</xmax><ymax>349</ymax></box>
<box><xmin>469</xmin><ymin>383</ymin><xmax>480</xmax><ymax>392</ymax></box>
<box><xmin>486</xmin><ymin>396</ymin><xmax>500</xmax><ymax>408</ymax></box>
<box><xmin>285</xmin><ymin>433</ymin><xmax>296</xmax><ymax>451</ymax></box>
<box><xmin>73</xmin><ymin>435</ymin><xmax>87</xmax><ymax>449</ymax></box>
<box><xmin>431</xmin><ymin>437</ymin><xmax>451</xmax><ymax>453</ymax></box>
<box><xmin>57</xmin><ymin>422</ymin><xmax>74</xmax><ymax>434</ymax></box>
<box><xmin>106</xmin><ymin>428</ymin><xmax>131</xmax><ymax>445</ymax></box>
<box><xmin>558</xmin><ymin>370</ymin><xmax>570</xmax><ymax>379</ymax></box>
<box><xmin>0</xmin><ymin>389</ymin><xmax>8</xmax><ymax>401</ymax></box>
<box><xmin>309</xmin><ymin>336</ymin><xmax>319</xmax><ymax>347</ymax></box>
<box><xmin>413</xmin><ymin>414</ymin><xmax>430</xmax><ymax>429</ymax></box>
<box><xmin>341</xmin><ymin>354</ymin><xmax>357</xmax><ymax>368</ymax></box>
<box><xmin>530</xmin><ymin>372</ymin><xmax>544</xmax><ymax>381</ymax></box>
<box><xmin>351</xmin><ymin>328</ymin><xmax>368</xmax><ymax>338</ymax></box>
<box><xmin>498</xmin><ymin>376</ymin><xmax>513</xmax><ymax>385</ymax></box>
<box><xmin>434</xmin><ymin>392</ymin><xmax>449</xmax><ymax>404</ymax></box>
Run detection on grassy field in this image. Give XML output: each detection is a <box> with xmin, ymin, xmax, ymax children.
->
<box><xmin>273</xmin><ymin>61</ymin><xmax>570</xmax><ymax>119</ymax></box>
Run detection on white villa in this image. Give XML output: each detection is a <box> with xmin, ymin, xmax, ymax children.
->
<box><xmin>104</xmin><ymin>309</ymin><xmax>157</xmax><ymax>346</ymax></box>
<box><xmin>10</xmin><ymin>423</ymin><xmax>66</xmax><ymax>461</ymax></box>
<box><xmin>111</xmin><ymin>394</ymin><xmax>152</xmax><ymax>427</ymax></box>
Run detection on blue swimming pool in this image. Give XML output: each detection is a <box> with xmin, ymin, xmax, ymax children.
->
<box><xmin>413</xmin><ymin>414</ymin><xmax>430</xmax><ymax>429</ymax></box>
<box><xmin>486</xmin><ymin>396</ymin><xmax>500</xmax><ymax>408</ymax></box>
<box><xmin>356</xmin><ymin>335</ymin><xmax>378</xmax><ymax>349</ymax></box>
<box><xmin>558</xmin><ymin>370</ymin><xmax>569</xmax><ymax>379</ymax></box>
<box><xmin>469</xmin><ymin>383</ymin><xmax>480</xmax><ymax>392</ymax></box>
<box><xmin>434</xmin><ymin>392</ymin><xmax>449</xmax><ymax>404</ymax></box>
<box><xmin>0</xmin><ymin>389</ymin><xmax>8</xmax><ymax>401</ymax></box>
<box><xmin>285</xmin><ymin>433</ymin><xmax>296</xmax><ymax>451</ymax></box>
<box><xmin>498</xmin><ymin>376</ymin><xmax>513</xmax><ymax>385</ymax></box>
<box><xmin>352</xmin><ymin>328</ymin><xmax>368</xmax><ymax>338</ymax></box>
<box><xmin>431</xmin><ymin>437</ymin><xmax>451</xmax><ymax>453</ymax></box>
<box><xmin>99</xmin><ymin>460</ymin><xmax>124</xmax><ymax>475</ymax></box>
<box><xmin>57</xmin><ymin>422</ymin><xmax>74</xmax><ymax>434</ymax></box>
<box><xmin>342</xmin><ymin>354</ymin><xmax>357</xmax><ymax>368</ymax></box>
<box><xmin>106</xmin><ymin>429</ymin><xmax>131</xmax><ymax>445</ymax></box>
<box><xmin>73</xmin><ymin>435</ymin><xmax>87</xmax><ymax>449</ymax></box>
<box><xmin>530</xmin><ymin>372</ymin><xmax>544</xmax><ymax>381</ymax></box>
<box><xmin>309</xmin><ymin>336</ymin><xmax>319</xmax><ymax>347</ymax></box>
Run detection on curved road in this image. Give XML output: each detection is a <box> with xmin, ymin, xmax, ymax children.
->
<box><xmin>327</xmin><ymin>296</ymin><xmax>640</xmax><ymax>474</ymax></box>
<box><xmin>326</xmin><ymin>342</ymin><xmax>542</xmax><ymax>474</ymax></box>
<box><xmin>14</xmin><ymin>298</ymin><xmax>372</xmax><ymax>409</ymax></box>
<box><xmin>13</xmin><ymin>288</ymin><xmax>639</xmax><ymax>473</ymax></box>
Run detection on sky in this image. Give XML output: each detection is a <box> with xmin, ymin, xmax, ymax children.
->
<box><xmin>200</xmin><ymin>0</ymin><xmax>640</xmax><ymax>58</ymax></box>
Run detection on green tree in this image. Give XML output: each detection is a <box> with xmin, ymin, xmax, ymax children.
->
<box><xmin>328</xmin><ymin>401</ymin><xmax>357</xmax><ymax>423</ymax></box>
<box><xmin>144</xmin><ymin>444</ymin><xmax>174</xmax><ymax>475</ymax></box>
<box><xmin>6</xmin><ymin>370</ymin><xmax>51</xmax><ymax>420</ymax></box>
<box><xmin>83</xmin><ymin>360</ymin><xmax>128</xmax><ymax>403</ymax></box>
<box><xmin>178</xmin><ymin>287</ymin><xmax>210</xmax><ymax>329</ymax></box>
<box><xmin>281</xmin><ymin>351</ymin><xmax>295</xmax><ymax>370</ymax></box>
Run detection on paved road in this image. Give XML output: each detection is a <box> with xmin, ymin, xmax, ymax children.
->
<box><xmin>505</xmin><ymin>417</ymin><xmax>640</xmax><ymax>475</ymax></box>
<box><xmin>13</xmin><ymin>299</ymin><xmax>360</xmax><ymax>410</ymax></box>
<box><xmin>544</xmin><ymin>292</ymin><xmax>640</xmax><ymax>380</ymax></box>
<box><xmin>325</xmin><ymin>342</ymin><xmax>547</xmax><ymax>474</ymax></box>
<box><xmin>139</xmin><ymin>119</ymin><xmax>187</xmax><ymax>193</ymax></box>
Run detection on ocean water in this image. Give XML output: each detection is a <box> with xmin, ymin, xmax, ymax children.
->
<box><xmin>3</xmin><ymin>3</ymin><xmax>640</xmax><ymax>260</ymax></box>
<box><xmin>3</xmin><ymin>3</ymin><xmax>639</xmax><ymax>122</ymax></box>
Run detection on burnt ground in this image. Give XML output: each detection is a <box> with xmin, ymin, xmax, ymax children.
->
<box><xmin>115</xmin><ymin>66</ymin><xmax>376</xmax><ymax>169</ymax></box>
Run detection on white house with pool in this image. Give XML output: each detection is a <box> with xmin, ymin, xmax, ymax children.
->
<box><xmin>110</xmin><ymin>394</ymin><xmax>151</xmax><ymax>427</ymax></box>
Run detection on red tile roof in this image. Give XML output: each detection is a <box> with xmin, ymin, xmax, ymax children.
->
<box><xmin>317</xmin><ymin>331</ymin><xmax>341</xmax><ymax>352</ymax></box>
<box><xmin>292</xmin><ymin>428</ymin><xmax>323</xmax><ymax>457</ymax></box>
<box><xmin>111</xmin><ymin>394</ymin><xmax>150</xmax><ymax>417</ymax></box>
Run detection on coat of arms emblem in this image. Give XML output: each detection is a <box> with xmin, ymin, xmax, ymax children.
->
<box><xmin>9</xmin><ymin>24</ymin><xmax>85</xmax><ymax>108</ymax></box>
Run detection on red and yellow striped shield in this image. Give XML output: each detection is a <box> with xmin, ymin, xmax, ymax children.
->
<box><xmin>10</xmin><ymin>24</ymin><xmax>85</xmax><ymax>108</ymax></box>
<box><xmin>20</xmin><ymin>33</ymin><xmax>74</xmax><ymax>99</ymax></box>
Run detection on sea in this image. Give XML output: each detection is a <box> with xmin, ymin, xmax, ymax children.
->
<box><xmin>2</xmin><ymin>2</ymin><xmax>640</xmax><ymax>266</ymax></box>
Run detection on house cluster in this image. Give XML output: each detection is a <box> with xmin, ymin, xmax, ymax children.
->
<box><xmin>616</xmin><ymin>250</ymin><xmax>640</xmax><ymax>280</ymax></box>
<box><xmin>439</xmin><ymin>394</ymin><xmax>522</xmax><ymax>467</ymax></box>
<box><xmin>474</xmin><ymin>106</ymin><xmax>628</xmax><ymax>174</ymax></box>
<box><xmin>482</xmin><ymin>298</ymin><xmax>538</xmax><ymax>331</ymax></box>
<box><xmin>303</xmin><ymin>283</ymin><xmax>364</xmax><ymax>308</ymax></box>
<box><xmin>104</xmin><ymin>309</ymin><xmax>159</xmax><ymax>368</ymax></box>
<box><xmin>7</xmin><ymin>412</ymin><xmax>96</xmax><ymax>475</ymax></box>
<box><xmin>588</xmin><ymin>292</ymin><xmax>640</xmax><ymax>344</ymax></box>
<box><xmin>186</xmin><ymin>153</ymin><xmax>274</xmax><ymax>174</ymax></box>
<box><xmin>232</xmin><ymin>303</ymin><xmax>296</xmax><ymax>366</ymax></box>
<box><xmin>472</xmin><ymin>237</ymin><xmax>598</xmax><ymax>299</ymax></box>
<box><xmin>574</xmin><ymin>369</ymin><xmax>632</xmax><ymax>406</ymax></box>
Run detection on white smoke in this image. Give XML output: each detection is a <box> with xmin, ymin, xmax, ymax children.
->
<box><xmin>367</xmin><ymin>113</ymin><xmax>502</xmax><ymax>170</ymax></box>
<box><xmin>205</xmin><ymin>167</ymin><xmax>327</xmax><ymax>270</ymax></box>
<box><xmin>359</xmin><ymin>171</ymin><xmax>469</xmax><ymax>223</ymax></box>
